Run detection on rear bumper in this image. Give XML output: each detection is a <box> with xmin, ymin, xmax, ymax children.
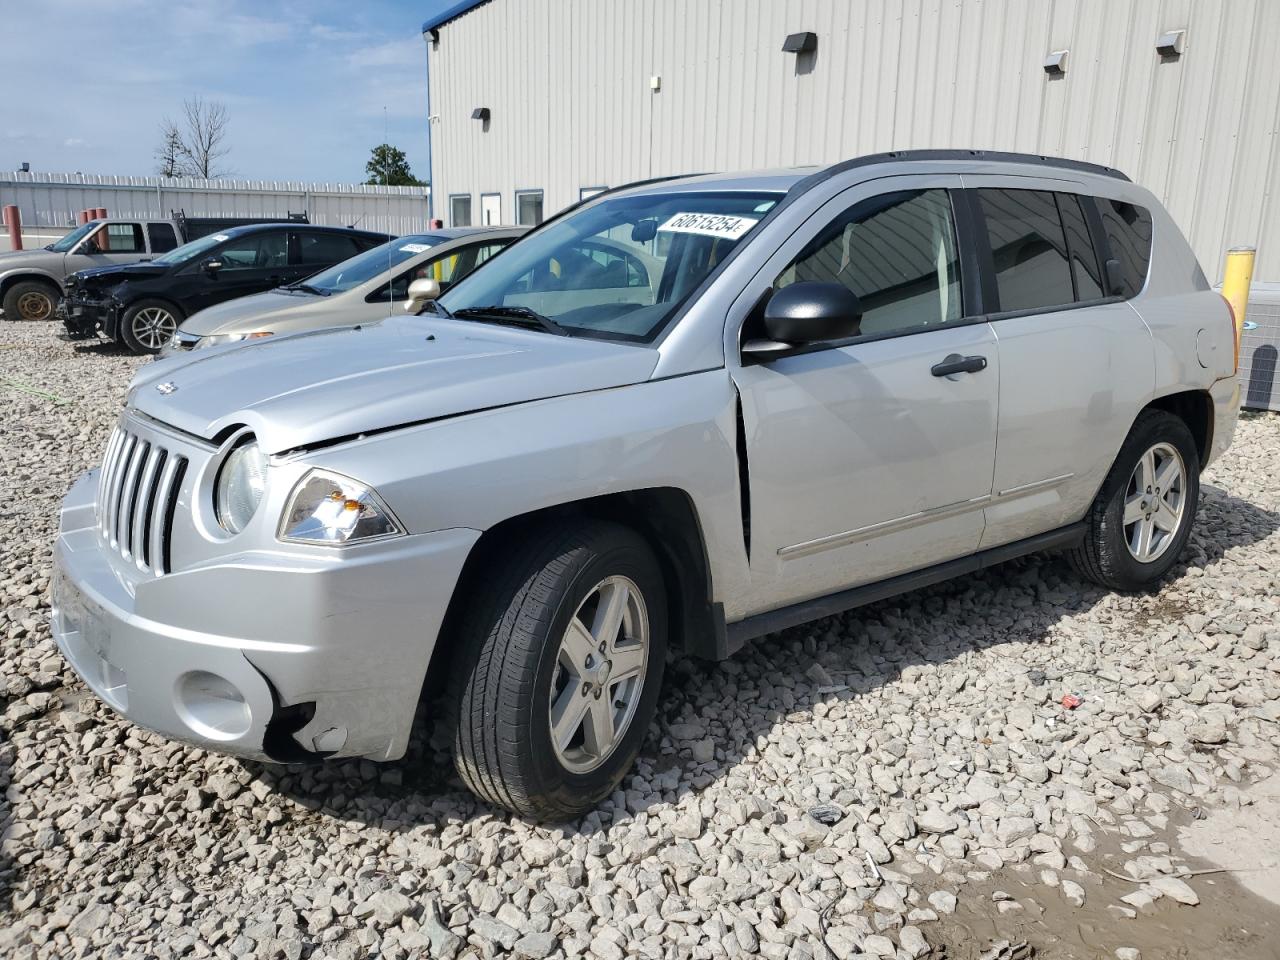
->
<box><xmin>53</xmin><ymin>471</ymin><xmax>480</xmax><ymax>762</ymax></box>
<box><xmin>1206</xmin><ymin>374</ymin><xmax>1241</xmax><ymax>468</ymax></box>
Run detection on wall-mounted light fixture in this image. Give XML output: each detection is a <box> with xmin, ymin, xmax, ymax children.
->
<box><xmin>471</xmin><ymin>107</ymin><xmax>491</xmax><ymax>122</ymax></box>
<box><xmin>428</xmin><ymin>27</ymin><xmax>440</xmax><ymax>46</ymax></box>
<box><xmin>1043</xmin><ymin>50</ymin><xmax>1068</xmax><ymax>77</ymax></box>
<box><xmin>1156</xmin><ymin>29</ymin><xmax>1185</xmax><ymax>59</ymax></box>
<box><xmin>650</xmin><ymin>75</ymin><xmax>662</xmax><ymax>92</ymax></box>
<box><xmin>782</xmin><ymin>31</ymin><xmax>818</xmax><ymax>54</ymax></box>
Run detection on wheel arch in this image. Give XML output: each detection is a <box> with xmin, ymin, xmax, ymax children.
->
<box><xmin>420</xmin><ymin>487</ymin><xmax>722</xmax><ymax>705</ymax></box>
<box><xmin>0</xmin><ymin>271</ymin><xmax>63</xmax><ymax>299</ymax></box>
<box><xmin>1143</xmin><ymin>387</ymin><xmax>1213</xmax><ymax>469</ymax></box>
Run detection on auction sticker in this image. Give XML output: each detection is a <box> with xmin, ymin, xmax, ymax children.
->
<box><xmin>658</xmin><ymin>212</ymin><xmax>758</xmax><ymax>240</ymax></box>
<box><xmin>400</xmin><ymin>243</ymin><xmax>431</xmax><ymax>253</ymax></box>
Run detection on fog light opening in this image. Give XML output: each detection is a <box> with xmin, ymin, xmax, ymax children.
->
<box><xmin>174</xmin><ymin>670</ymin><xmax>252</xmax><ymax>741</ymax></box>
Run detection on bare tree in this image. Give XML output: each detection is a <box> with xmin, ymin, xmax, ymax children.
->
<box><xmin>154</xmin><ymin>120</ymin><xmax>185</xmax><ymax>177</ymax></box>
<box><xmin>154</xmin><ymin>96</ymin><xmax>232</xmax><ymax>179</ymax></box>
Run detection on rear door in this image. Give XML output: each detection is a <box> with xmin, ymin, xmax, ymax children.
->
<box><xmin>731</xmin><ymin>178</ymin><xmax>1001</xmax><ymax>613</ymax></box>
<box><xmin>181</xmin><ymin>229</ymin><xmax>291</xmax><ymax>313</ymax></box>
<box><xmin>962</xmin><ymin>181</ymin><xmax>1154</xmax><ymax>548</ymax></box>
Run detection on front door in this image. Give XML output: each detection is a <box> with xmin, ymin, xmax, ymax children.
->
<box><xmin>66</xmin><ymin>222</ymin><xmax>148</xmax><ymax>273</ymax></box>
<box><xmin>180</xmin><ymin>229</ymin><xmax>292</xmax><ymax>314</ymax></box>
<box><xmin>480</xmin><ymin>193</ymin><xmax>502</xmax><ymax>226</ymax></box>
<box><xmin>732</xmin><ymin>181</ymin><xmax>1000</xmax><ymax>614</ymax></box>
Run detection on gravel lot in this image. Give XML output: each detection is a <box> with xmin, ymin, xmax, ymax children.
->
<box><xmin>2</xmin><ymin>319</ymin><xmax>1279</xmax><ymax>960</ymax></box>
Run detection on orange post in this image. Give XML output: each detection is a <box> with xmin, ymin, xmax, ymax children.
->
<box><xmin>78</xmin><ymin>209</ymin><xmax>90</xmax><ymax>225</ymax></box>
<box><xmin>3</xmin><ymin>205</ymin><xmax>21</xmax><ymax>251</ymax></box>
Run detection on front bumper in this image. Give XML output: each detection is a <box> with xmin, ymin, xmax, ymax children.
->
<box><xmin>52</xmin><ymin>471</ymin><xmax>480</xmax><ymax>762</ymax></box>
<box><xmin>58</xmin><ymin>295</ymin><xmax>117</xmax><ymax>340</ymax></box>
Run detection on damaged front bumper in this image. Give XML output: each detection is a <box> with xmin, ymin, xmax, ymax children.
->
<box><xmin>57</xmin><ymin>293</ymin><xmax>119</xmax><ymax>340</ymax></box>
<box><xmin>52</xmin><ymin>471</ymin><xmax>479</xmax><ymax>762</ymax></box>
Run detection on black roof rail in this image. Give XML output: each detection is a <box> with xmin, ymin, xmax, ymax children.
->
<box><xmin>813</xmin><ymin>148</ymin><xmax>1131</xmax><ymax>184</ymax></box>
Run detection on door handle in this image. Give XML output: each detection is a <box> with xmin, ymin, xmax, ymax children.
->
<box><xmin>931</xmin><ymin>353</ymin><xmax>987</xmax><ymax>377</ymax></box>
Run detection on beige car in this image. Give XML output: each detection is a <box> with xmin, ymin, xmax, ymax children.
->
<box><xmin>160</xmin><ymin>227</ymin><xmax>523</xmax><ymax>355</ymax></box>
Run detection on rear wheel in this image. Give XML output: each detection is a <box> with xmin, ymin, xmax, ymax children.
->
<box><xmin>2</xmin><ymin>280</ymin><xmax>59</xmax><ymax>322</ymax></box>
<box><xmin>447</xmin><ymin>520</ymin><xmax>667</xmax><ymax>821</ymax></box>
<box><xmin>1069</xmin><ymin>410</ymin><xmax>1200</xmax><ymax>591</ymax></box>
<box><xmin>120</xmin><ymin>299</ymin><xmax>183</xmax><ymax>354</ymax></box>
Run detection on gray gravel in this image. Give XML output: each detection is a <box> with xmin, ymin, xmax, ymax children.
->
<box><xmin>2</xmin><ymin>319</ymin><xmax>1279</xmax><ymax>959</ymax></box>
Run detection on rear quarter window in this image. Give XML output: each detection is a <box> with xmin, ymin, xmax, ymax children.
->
<box><xmin>1096</xmin><ymin>199</ymin><xmax>1153</xmax><ymax>298</ymax></box>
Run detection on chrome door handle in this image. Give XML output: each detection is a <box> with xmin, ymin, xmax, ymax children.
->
<box><xmin>931</xmin><ymin>354</ymin><xmax>987</xmax><ymax>377</ymax></box>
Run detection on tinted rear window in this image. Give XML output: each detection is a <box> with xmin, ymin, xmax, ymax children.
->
<box><xmin>978</xmin><ymin>189</ymin><xmax>1074</xmax><ymax>313</ymax></box>
<box><xmin>1057</xmin><ymin>193</ymin><xmax>1103</xmax><ymax>301</ymax></box>
<box><xmin>1097</xmin><ymin>199</ymin><xmax>1153</xmax><ymax>298</ymax></box>
<box><xmin>147</xmin><ymin>223</ymin><xmax>179</xmax><ymax>253</ymax></box>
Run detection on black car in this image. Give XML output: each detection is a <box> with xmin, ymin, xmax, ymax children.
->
<box><xmin>59</xmin><ymin>223</ymin><xmax>390</xmax><ymax>354</ymax></box>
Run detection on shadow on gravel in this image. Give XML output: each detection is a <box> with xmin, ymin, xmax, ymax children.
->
<box><xmin>251</xmin><ymin>484</ymin><xmax>1280</xmax><ymax>832</ymax></box>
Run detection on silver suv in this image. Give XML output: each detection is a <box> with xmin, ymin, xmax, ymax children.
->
<box><xmin>53</xmin><ymin>151</ymin><xmax>1241</xmax><ymax>820</ymax></box>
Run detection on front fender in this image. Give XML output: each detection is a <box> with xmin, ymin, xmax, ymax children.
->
<box><xmin>291</xmin><ymin>370</ymin><xmax>755</xmax><ymax>620</ymax></box>
<box><xmin>0</xmin><ymin>266</ymin><xmax>65</xmax><ymax>294</ymax></box>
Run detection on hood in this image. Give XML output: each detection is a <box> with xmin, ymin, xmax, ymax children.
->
<box><xmin>181</xmin><ymin>289</ymin><xmax>319</xmax><ymax>336</ymax></box>
<box><xmin>0</xmin><ymin>248</ymin><xmax>62</xmax><ymax>272</ymax></box>
<box><xmin>70</xmin><ymin>261</ymin><xmax>168</xmax><ymax>289</ymax></box>
<box><xmin>128</xmin><ymin>315</ymin><xmax>660</xmax><ymax>453</ymax></box>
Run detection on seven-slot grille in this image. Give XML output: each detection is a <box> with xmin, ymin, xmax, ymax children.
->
<box><xmin>96</xmin><ymin>423</ymin><xmax>187</xmax><ymax>575</ymax></box>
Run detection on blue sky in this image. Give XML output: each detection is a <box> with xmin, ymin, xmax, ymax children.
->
<box><xmin>2</xmin><ymin>0</ymin><xmax>440</xmax><ymax>183</ymax></box>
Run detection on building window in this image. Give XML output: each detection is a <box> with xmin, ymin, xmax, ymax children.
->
<box><xmin>450</xmin><ymin>194</ymin><xmax>472</xmax><ymax>227</ymax></box>
<box><xmin>516</xmin><ymin>190</ymin><xmax>544</xmax><ymax>226</ymax></box>
<box><xmin>579</xmin><ymin>186</ymin><xmax>607</xmax><ymax>202</ymax></box>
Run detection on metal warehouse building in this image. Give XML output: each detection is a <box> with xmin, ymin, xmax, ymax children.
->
<box><xmin>422</xmin><ymin>0</ymin><xmax>1280</xmax><ymax>287</ymax></box>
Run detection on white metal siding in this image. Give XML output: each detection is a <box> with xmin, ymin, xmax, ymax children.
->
<box><xmin>427</xmin><ymin>0</ymin><xmax>1280</xmax><ymax>282</ymax></box>
<box><xmin>0</xmin><ymin>172</ymin><xmax>430</xmax><ymax>237</ymax></box>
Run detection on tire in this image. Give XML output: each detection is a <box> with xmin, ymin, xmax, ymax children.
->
<box><xmin>1069</xmin><ymin>410</ymin><xmax>1200</xmax><ymax>591</ymax></box>
<box><xmin>448</xmin><ymin>520</ymin><xmax>667</xmax><ymax>821</ymax></box>
<box><xmin>120</xmin><ymin>299</ymin><xmax>183</xmax><ymax>354</ymax></box>
<box><xmin>2</xmin><ymin>280</ymin><xmax>59</xmax><ymax>322</ymax></box>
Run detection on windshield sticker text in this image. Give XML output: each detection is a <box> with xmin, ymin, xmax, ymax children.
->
<box><xmin>400</xmin><ymin>243</ymin><xmax>431</xmax><ymax>253</ymax></box>
<box><xmin>658</xmin><ymin>212</ymin><xmax>758</xmax><ymax>240</ymax></box>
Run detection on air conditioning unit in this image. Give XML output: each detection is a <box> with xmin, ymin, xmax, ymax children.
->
<box><xmin>1239</xmin><ymin>281</ymin><xmax>1280</xmax><ymax>412</ymax></box>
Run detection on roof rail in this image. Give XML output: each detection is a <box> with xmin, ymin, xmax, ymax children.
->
<box><xmin>816</xmin><ymin>148</ymin><xmax>1131</xmax><ymax>183</ymax></box>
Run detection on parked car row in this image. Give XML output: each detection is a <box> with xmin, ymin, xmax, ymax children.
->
<box><xmin>48</xmin><ymin>150</ymin><xmax>1240</xmax><ymax>821</ymax></box>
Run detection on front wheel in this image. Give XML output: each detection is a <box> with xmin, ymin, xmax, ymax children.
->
<box><xmin>448</xmin><ymin>521</ymin><xmax>667</xmax><ymax>821</ymax></box>
<box><xmin>1069</xmin><ymin>410</ymin><xmax>1200</xmax><ymax>591</ymax></box>
<box><xmin>120</xmin><ymin>299</ymin><xmax>183</xmax><ymax>354</ymax></box>
<box><xmin>2</xmin><ymin>280</ymin><xmax>59</xmax><ymax>322</ymax></box>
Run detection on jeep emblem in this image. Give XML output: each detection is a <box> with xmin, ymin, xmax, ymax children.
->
<box><xmin>156</xmin><ymin>381</ymin><xmax>178</xmax><ymax>395</ymax></box>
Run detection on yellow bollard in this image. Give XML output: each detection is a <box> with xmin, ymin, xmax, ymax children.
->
<box><xmin>1221</xmin><ymin>246</ymin><xmax>1256</xmax><ymax>352</ymax></box>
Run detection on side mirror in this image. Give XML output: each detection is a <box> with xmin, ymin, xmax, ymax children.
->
<box><xmin>202</xmin><ymin>257</ymin><xmax>224</xmax><ymax>274</ymax></box>
<box><xmin>405</xmin><ymin>277</ymin><xmax>442</xmax><ymax>314</ymax></box>
<box><xmin>744</xmin><ymin>282</ymin><xmax>862</xmax><ymax>357</ymax></box>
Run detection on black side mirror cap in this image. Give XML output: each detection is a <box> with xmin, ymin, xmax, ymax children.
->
<box><xmin>762</xmin><ymin>281</ymin><xmax>862</xmax><ymax>344</ymax></box>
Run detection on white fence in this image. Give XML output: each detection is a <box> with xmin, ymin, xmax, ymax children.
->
<box><xmin>0</xmin><ymin>171</ymin><xmax>431</xmax><ymax>239</ymax></box>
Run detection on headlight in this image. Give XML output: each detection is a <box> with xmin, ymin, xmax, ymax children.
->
<box><xmin>279</xmin><ymin>470</ymin><xmax>401</xmax><ymax>545</ymax></box>
<box><xmin>215</xmin><ymin>441</ymin><xmax>268</xmax><ymax>534</ymax></box>
<box><xmin>193</xmin><ymin>331</ymin><xmax>274</xmax><ymax>350</ymax></box>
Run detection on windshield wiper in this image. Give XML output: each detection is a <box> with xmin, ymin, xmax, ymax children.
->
<box><xmin>452</xmin><ymin>305</ymin><xmax>569</xmax><ymax>336</ymax></box>
<box><xmin>279</xmin><ymin>283</ymin><xmax>330</xmax><ymax>296</ymax></box>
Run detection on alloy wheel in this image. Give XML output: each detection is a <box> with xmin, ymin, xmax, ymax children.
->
<box><xmin>1123</xmin><ymin>441</ymin><xmax>1187</xmax><ymax>563</ymax></box>
<box><xmin>132</xmin><ymin>307</ymin><xmax>177</xmax><ymax>351</ymax></box>
<box><xmin>548</xmin><ymin>575</ymin><xmax>649</xmax><ymax>774</ymax></box>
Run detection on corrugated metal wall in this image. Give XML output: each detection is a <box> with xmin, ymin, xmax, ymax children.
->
<box><xmin>0</xmin><ymin>172</ymin><xmax>431</xmax><ymax>237</ymax></box>
<box><xmin>427</xmin><ymin>0</ymin><xmax>1280</xmax><ymax>282</ymax></box>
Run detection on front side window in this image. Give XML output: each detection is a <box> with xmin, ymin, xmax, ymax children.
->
<box><xmin>516</xmin><ymin>190</ymin><xmax>544</xmax><ymax>226</ymax></box>
<box><xmin>450</xmin><ymin>195</ymin><xmax>472</xmax><ymax>227</ymax></box>
<box><xmin>216</xmin><ymin>232</ymin><xmax>288</xmax><ymax>271</ymax></box>
<box><xmin>978</xmin><ymin>188</ymin><xmax>1074</xmax><ymax>313</ymax></box>
<box><xmin>1097</xmin><ymin>198</ymin><xmax>1153</xmax><ymax>298</ymax></box>
<box><xmin>775</xmin><ymin>189</ymin><xmax>962</xmax><ymax>339</ymax></box>
<box><xmin>99</xmin><ymin>223</ymin><xmax>145</xmax><ymax>253</ymax></box>
<box><xmin>379</xmin><ymin>240</ymin><xmax>512</xmax><ymax>301</ymax></box>
<box><xmin>438</xmin><ymin>190</ymin><xmax>780</xmax><ymax>342</ymax></box>
<box><xmin>147</xmin><ymin>223</ymin><xmax>179</xmax><ymax>253</ymax></box>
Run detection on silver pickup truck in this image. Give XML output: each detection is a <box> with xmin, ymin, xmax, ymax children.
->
<box><xmin>1</xmin><ymin>214</ymin><xmax>306</xmax><ymax>321</ymax></box>
<box><xmin>52</xmin><ymin>151</ymin><xmax>1241</xmax><ymax>821</ymax></box>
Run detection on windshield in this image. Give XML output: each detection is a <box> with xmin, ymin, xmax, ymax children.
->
<box><xmin>150</xmin><ymin>232</ymin><xmax>229</xmax><ymax>266</ymax></box>
<box><xmin>297</xmin><ymin>234</ymin><xmax>438</xmax><ymax>295</ymax></box>
<box><xmin>47</xmin><ymin>221</ymin><xmax>100</xmax><ymax>253</ymax></box>
<box><xmin>437</xmin><ymin>190</ymin><xmax>780</xmax><ymax>342</ymax></box>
